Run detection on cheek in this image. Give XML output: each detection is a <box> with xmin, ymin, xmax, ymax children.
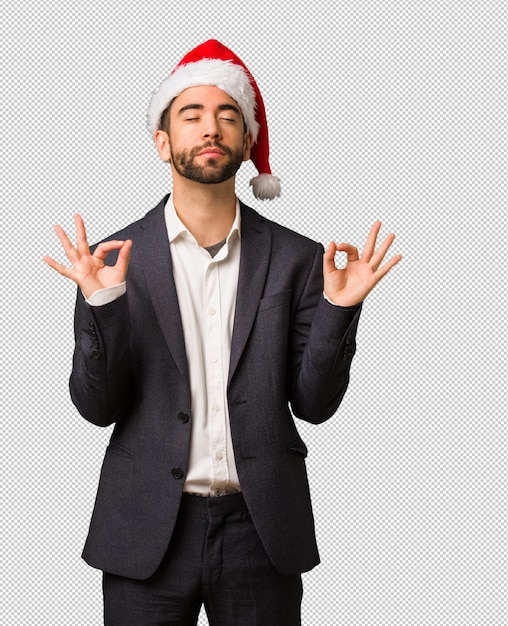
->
<box><xmin>170</xmin><ymin>127</ymin><xmax>199</xmax><ymax>152</ymax></box>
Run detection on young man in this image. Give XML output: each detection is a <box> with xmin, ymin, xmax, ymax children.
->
<box><xmin>44</xmin><ymin>40</ymin><xmax>401</xmax><ymax>625</ymax></box>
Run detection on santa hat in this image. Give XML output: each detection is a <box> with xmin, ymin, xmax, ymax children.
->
<box><xmin>147</xmin><ymin>39</ymin><xmax>280</xmax><ymax>200</ymax></box>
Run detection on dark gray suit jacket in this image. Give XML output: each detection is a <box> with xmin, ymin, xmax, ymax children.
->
<box><xmin>70</xmin><ymin>196</ymin><xmax>361</xmax><ymax>579</ymax></box>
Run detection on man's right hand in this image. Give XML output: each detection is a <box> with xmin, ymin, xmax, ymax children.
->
<box><xmin>43</xmin><ymin>213</ymin><xmax>132</xmax><ymax>299</ymax></box>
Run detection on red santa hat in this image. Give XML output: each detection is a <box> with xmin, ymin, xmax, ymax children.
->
<box><xmin>147</xmin><ymin>39</ymin><xmax>280</xmax><ymax>200</ymax></box>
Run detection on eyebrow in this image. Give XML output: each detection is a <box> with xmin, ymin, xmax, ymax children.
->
<box><xmin>177</xmin><ymin>103</ymin><xmax>241</xmax><ymax>116</ymax></box>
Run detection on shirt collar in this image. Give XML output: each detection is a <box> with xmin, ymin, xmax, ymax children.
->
<box><xmin>165</xmin><ymin>195</ymin><xmax>241</xmax><ymax>245</ymax></box>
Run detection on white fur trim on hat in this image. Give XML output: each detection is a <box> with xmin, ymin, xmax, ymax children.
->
<box><xmin>147</xmin><ymin>58</ymin><xmax>260</xmax><ymax>142</ymax></box>
<box><xmin>250</xmin><ymin>174</ymin><xmax>281</xmax><ymax>200</ymax></box>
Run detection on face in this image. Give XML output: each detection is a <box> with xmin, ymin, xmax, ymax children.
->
<box><xmin>155</xmin><ymin>85</ymin><xmax>252</xmax><ymax>185</ymax></box>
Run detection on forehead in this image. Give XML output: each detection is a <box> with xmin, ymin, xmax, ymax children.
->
<box><xmin>172</xmin><ymin>85</ymin><xmax>240</xmax><ymax>110</ymax></box>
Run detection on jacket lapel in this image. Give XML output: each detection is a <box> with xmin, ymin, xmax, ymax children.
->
<box><xmin>228</xmin><ymin>202</ymin><xmax>272</xmax><ymax>384</ymax></box>
<box><xmin>135</xmin><ymin>197</ymin><xmax>189</xmax><ymax>385</ymax></box>
<box><xmin>134</xmin><ymin>197</ymin><xmax>270</xmax><ymax>387</ymax></box>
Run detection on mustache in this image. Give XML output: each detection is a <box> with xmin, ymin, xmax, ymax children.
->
<box><xmin>190</xmin><ymin>141</ymin><xmax>233</xmax><ymax>157</ymax></box>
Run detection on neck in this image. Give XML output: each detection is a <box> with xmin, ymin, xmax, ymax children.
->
<box><xmin>171</xmin><ymin>175</ymin><xmax>237</xmax><ymax>247</ymax></box>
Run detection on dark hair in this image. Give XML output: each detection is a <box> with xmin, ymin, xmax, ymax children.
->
<box><xmin>159</xmin><ymin>101</ymin><xmax>173</xmax><ymax>134</ymax></box>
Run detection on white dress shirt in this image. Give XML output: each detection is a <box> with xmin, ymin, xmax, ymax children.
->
<box><xmin>87</xmin><ymin>196</ymin><xmax>242</xmax><ymax>496</ymax></box>
<box><xmin>165</xmin><ymin>197</ymin><xmax>241</xmax><ymax>496</ymax></box>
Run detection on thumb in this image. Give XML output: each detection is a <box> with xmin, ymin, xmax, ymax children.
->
<box><xmin>323</xmin><ymin>242</ymin><xmax>338</xmax><ymax>274</ymax></box>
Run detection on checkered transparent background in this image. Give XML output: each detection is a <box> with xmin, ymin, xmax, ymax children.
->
<box><xmin>3</xmin><ymin>1</ymin><xmax>507</xmax><ymax>624</ymax></box>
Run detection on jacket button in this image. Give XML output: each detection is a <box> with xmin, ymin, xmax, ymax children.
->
<box><xmin>345</xmin><ymin>335</ymin><xmax>353</xmax><ymax>345</ymax></box>
<box><xmin>171</xmin><ymin>468</ymin><xmax>184</xmax><ymax>480</ymax></box>
<box><xmin>177</xmin><ymin>412</ymin><xmax>189</xmax><ymax>424</ymax></box>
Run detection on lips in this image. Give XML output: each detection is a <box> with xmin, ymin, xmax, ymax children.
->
<box><xmin>198</xmin><ymin>148</ymin><xmax>224</xmax><ymax>156</ymax></box>
<box><xmin>195</xmin><ymin>142</ymin><xmax>230</xmax><ymax>158</ymax></box>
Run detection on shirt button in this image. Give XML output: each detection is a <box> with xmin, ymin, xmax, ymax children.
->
<box><xmin>212</xmin><ymin>404</ymin><xmax>220</xmax><ymax>412</ymax></box>
<box><xmin>208</xmin><ymin>307</ymin><xmax>216</xmax><ymax>316</ymax></box>
<box><xmin>216</xmin><ymin>452</ymin><xmax>223</xmax><ymax>461</ymax></box>
<box><xmin>171</xmin><ymin>468</ymin><xmax>184</xmax><ymax>480</ymax></box>
<box><xmin>211</xmin><ymin>355</ymin><xmax>218</xmax><ymax>363</ymax></box>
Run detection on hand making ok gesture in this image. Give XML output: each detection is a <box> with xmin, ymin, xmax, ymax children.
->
<box><xmin>323</xmin><ymin>221</ymin><xmax>402</xmax><ymax>307</ymax></box>
<box><xmin>43</xmin><ymin>213</ymin><xmax>132</xmax><ymax>300</ymax></box>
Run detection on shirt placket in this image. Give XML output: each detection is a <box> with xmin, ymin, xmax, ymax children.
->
<box><xmin>203</xmin><ymin>259</ymin><xmax>229</xmax><ymax>496</ymax></box>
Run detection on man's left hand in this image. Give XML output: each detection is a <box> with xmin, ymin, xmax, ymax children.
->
<box><xmin>323</xmin><ymin>221</ymin><xmax>402</xmax><ymax>307</ymax></box>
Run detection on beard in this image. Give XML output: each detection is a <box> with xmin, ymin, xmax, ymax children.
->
<box><xmin>170</xmin><ymin>141</ymin><xmax>244</xmax><ymax>185</ymax></box>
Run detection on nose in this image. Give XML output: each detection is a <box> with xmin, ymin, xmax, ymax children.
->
<box><xmin>202</xmin><ymin>115</ymin><xmax>221</xmax><ymax>140</ymax></box>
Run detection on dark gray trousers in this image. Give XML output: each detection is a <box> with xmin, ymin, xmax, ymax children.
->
<box><xmin>103</xmin><ymin>492</ymin><xmax>302</xmax><ymax>625</ymax></box>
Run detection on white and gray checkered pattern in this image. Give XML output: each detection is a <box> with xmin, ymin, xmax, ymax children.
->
<box><xmin>3</xmin><ymin>1</ymin><xmax>507</xmax><ymax>624</ymax></box>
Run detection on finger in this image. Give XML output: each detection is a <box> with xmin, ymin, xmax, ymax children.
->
<box><xmin>324</xmin><ymin>241</ymin><xmax>349</xmax><ymax>274</ymax></box>
<box><xmin>113</xmin><ymin>240</ymin><xmax>132</xmax><ymax>276</ymax></box>
<box><xmin>53</xmin><ymin>224</ymin><xmax>78</xmax><ymax>263</ymax></box>
<box><xmin>336</xmin><ymin>243</ymin><xmax>359</xmax><ymax>262</ymax></box>
<box><xmin>370</xmin><ymin>232</ymin><xmax>396</xmax><ymax>270</ymax></box>
<box><xmin>323</xmin><ymin>242</ymin><xmax>338</xmax><ymax>272</ymax></box>
<box><xmin>374</xmin><ymin>253</ymin><xmax>403</xmax><ymax>281</ymax></box>
<box><xmin>92</xmin><ymin>240</ymin><xmax>129</xmax><ymax>262</ymax></box>
<box><xmin>361</xmin><ymin>221</ymin><xmax>382</xmax><ymax>262</ymax></box>
<box><xmin>42</xmin><ymin>255</ymin><xmax>77</xmax><ymax>280</ymax></box>
<box><xmin>74</xmin><ymin>213</ymin><xmax>91</xmax><ymax>256</ymax></box>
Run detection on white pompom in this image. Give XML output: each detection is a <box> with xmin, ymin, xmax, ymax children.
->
<box><xmin>249</xmin><ymin>174</ymin><xmax>281</xmax><ymax>200</ymax></box>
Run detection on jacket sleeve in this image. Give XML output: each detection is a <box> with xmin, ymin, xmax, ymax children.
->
<box><xmin>69</xmin><ymin>288</ymin><xmax>132</xmax><ymax>427</ymax></box>
<box><xmin>288</xmin><ymin>244</ymin><xmax>362</xmax><ymax>424</ymax></box>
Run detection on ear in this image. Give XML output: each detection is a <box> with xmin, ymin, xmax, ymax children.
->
<box><xmin>242</xmin><ymin>131</ymin><xmax>252</xmax><ymax>162</ymax></box>
<box><xmin>154</xmin><ymin>130</ymin><xmax>171</xmax><ymax>162</ymax></box>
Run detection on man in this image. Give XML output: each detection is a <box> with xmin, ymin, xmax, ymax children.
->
<box><xmin>44</xmin><ymin>40</ymin><xmax>401</xmax><ymax>625</ymax></box>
